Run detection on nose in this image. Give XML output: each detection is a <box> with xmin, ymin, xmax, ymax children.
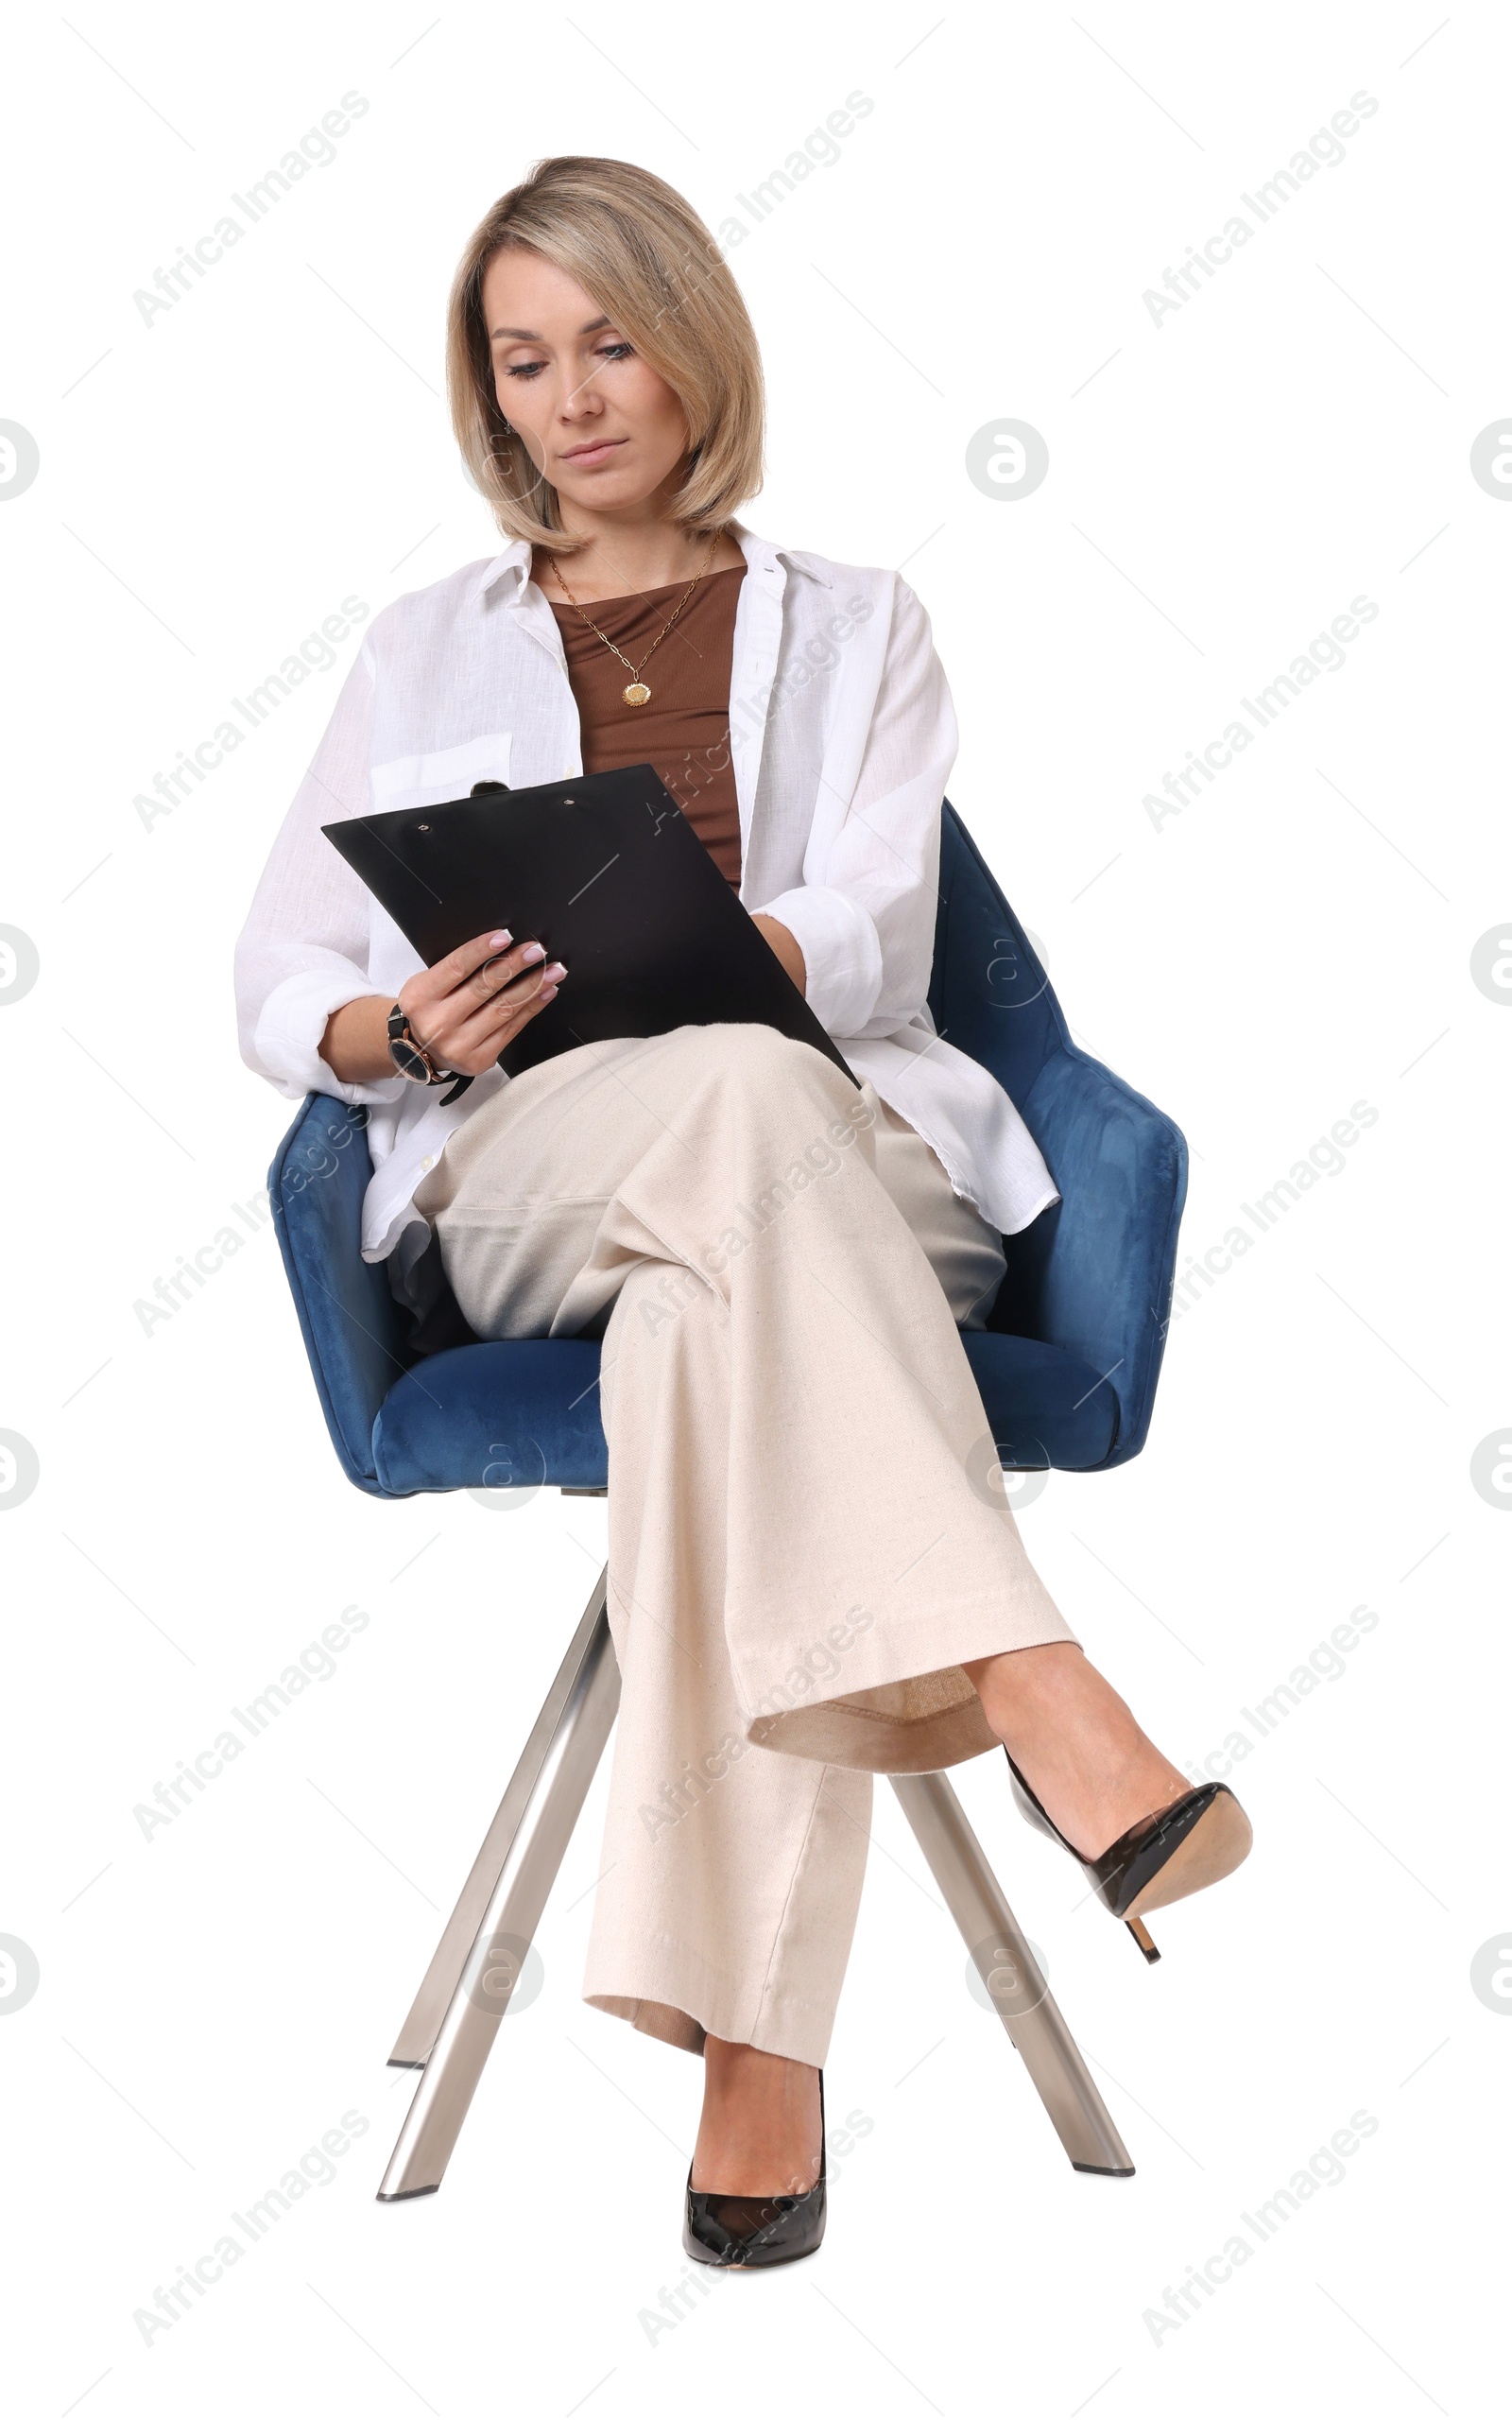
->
<box><xmin>557</xmin><ymin>363</ymin><xmax>605</xmax><ymax>424</ymax></box>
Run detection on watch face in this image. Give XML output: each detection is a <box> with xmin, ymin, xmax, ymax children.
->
<box><xmin>389</xmin><ymin>1037</ymin><xmax>434</xmax><ymax>1081</ymax></box>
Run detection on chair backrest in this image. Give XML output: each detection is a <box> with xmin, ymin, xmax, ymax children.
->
<box><xmin>270</xmin><ymin>1097</ymin><xmax>404</xmax><ymax>1489</ymax></box>
<box><xmin>929</xmin><ymin>799</ymin><xmax>1066</xmax><ymax>1105</ymax></box>
<box><xmin>930</xmin><ymin>800</ymin><xmax>1188</xmax><ymax>1463</ymax></box>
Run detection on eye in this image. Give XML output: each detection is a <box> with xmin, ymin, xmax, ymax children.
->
<box><xmin>503</xmin><ymin>357</ymin><xmax>547</xmax><ymax>380</ymax></box>
<box><xmin>597</xmin><ymin>341</ymin><xmax>634</xmax><ymax>362</ymax></box>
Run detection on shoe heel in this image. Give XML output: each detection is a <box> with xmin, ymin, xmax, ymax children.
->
<box><xmin>1125</xmin><ymin>1915</ymin><xmax>1160</xmax><ymax>1963</ymax></box>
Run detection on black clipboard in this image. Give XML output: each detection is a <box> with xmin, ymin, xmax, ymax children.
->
<box><xmin>321</xmin><ymin>762</ymin><xmax>856</xmax><ymax>1085</ymax></box>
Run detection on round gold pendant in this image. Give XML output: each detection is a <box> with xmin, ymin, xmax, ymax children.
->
<box><xmin>622</xmin><ymin>681</ymin><xmax>652</xmax><ymax>707</ymax></box>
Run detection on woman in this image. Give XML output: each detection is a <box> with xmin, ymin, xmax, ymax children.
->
<box><xmin>235</xmin><ymin>155</ymin><xmax>1250</xmax><ymax>2267</ymax></box>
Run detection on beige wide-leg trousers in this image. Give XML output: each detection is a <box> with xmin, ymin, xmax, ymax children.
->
<box><xmin>414</xmin><ymin>1025</ymin><xmax>1077</xmax><ymax>2067</ymax></box>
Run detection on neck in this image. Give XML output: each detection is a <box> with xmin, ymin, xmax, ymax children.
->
<box><xmin>535</xmin><ymin>510</ymin><xmax>734</xmax><ymax>603</ymax></box>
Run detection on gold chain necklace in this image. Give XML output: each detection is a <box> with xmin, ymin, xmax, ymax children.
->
<box><xmin>546</xmin><ymin>528</ymin><xmax>721</xmax><ymax>707</ymax></box>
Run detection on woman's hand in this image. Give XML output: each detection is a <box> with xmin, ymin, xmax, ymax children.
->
<box><xmin>751</xmin><ymin>914</ymin><xmax>805</xmax><ymax>995</ymax></box>
<box><xmin>319</xmin><ymin>930</ymin><xmax>566</xmax><ymax>1086</ymax></box>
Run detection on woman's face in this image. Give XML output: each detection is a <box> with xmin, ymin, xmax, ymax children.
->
<box><xmin>481</xmin><ymin>246</ymin><xmax>692</xmax><ymax>521</ymax></box>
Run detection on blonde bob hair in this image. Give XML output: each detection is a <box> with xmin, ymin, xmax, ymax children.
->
<box><xmin>446</xmin><ymin>156</ymin><xmax>765</xmax><ymax>552</ymax></box>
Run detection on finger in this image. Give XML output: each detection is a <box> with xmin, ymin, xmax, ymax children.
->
<box><xmin>424</xmin><ymin>927</ymin><xmax>524</xmax><ymax>993</ymax></box>
<box><xmin>449</xmin><ymin>960</ymin><xmax>565</xmax><ymax>1049</ymax></box>
<box><xmin>475</xmin><ymin>979</ymin><xmax>561</xmax><ymax>1062</ymax></box>
<box><xmin>421</xmin><ymin>940</ymin><xmax>548</xmax><ymax>1027</ymax></box>
<box><xmin>457</xmin><ymin>940</ymin><xmax>551</xmax><ymax>1007</ymax></box>
<box><xmin>406</xmin><ymin>945</ymin><xmax>548</xmax><ymax>1047</ymax></box>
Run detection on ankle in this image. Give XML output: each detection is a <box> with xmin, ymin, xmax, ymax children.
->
<box><xmin>963</xmin><ymin>1643</ymin><xmax>1191</xmax><ymax>1855</ymax></box>
<box><xmin>966</xmin><ymin>1640</ymin><xmax>1109</xmax><ymax>1736</ymax></box>
<box><xmin>694</xmin><ymin>2041</ymin><xmax>823</xmax><ymax>2197</ymax></box>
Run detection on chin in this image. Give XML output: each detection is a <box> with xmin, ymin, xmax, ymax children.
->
<box><xmin>563</xmin><ymin>475</ymin><xmax>656</xmax><ymax>510</ymax></box>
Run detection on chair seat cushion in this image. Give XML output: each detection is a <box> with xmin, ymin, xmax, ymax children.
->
<box><xmin>369</xmin><ymin>1329</ymin><xmax>1118</xmax><ymax>1495</ymax></box>
<box><xmin>962</xmin><ymin>1332</ymin><xmax>1121</xmax><ymax>1472</ymax></box>
<box><xmin>372</xmin><ymin>1339</ymin><xmax>609</xmax><ymax>1496</ymax></box>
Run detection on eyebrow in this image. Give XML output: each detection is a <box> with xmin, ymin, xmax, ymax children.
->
<box><xmin>489</xmin><ymin>314</ymin><xmax>612</xmax><ymax>341</ymax></box>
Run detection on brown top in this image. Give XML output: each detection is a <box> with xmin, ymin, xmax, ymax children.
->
<box><xmin>548</xmin><ymin>563</ymin><xmax>747</xmax><ymax>888</ymax></box>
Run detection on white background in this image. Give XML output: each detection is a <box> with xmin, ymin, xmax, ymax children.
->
<box><xmin>2</xmin><ymin>2</ymin><xmax>1505</xmax><ymax>2427</ymax></box>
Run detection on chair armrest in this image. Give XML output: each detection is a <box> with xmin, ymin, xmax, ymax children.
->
<box><xmin>1005</xmin><ymin>1050</ymin><xmax>1188</xmax><ymax>1466</ymax></box>
<box><xmin>268</xmin><ymin>1094</ymin><xmax>408</xmax><ymax>1493</ymax></box>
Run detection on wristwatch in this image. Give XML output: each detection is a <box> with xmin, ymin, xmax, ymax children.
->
<box><xmin>387</xmin><ymin>1002</ymin><xmax>458</xmax><ymax>1087</ymax></box>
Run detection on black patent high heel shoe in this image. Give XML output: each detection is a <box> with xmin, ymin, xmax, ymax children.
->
<box><xmin>684</xmin><ymin>2069</ymin><xmax>826</xmax><ymax>2269</ymax></box>
<box><xmin>1006</xmin><ymin>1755</ymin><xmax>1252</xmax><ymax>1962</ymax></box>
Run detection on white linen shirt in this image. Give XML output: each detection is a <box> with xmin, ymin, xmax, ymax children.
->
<box><xmin>234</xmin><ymin>519</ymin><xmax>1059</xmax><ymax>1260</ymax></box>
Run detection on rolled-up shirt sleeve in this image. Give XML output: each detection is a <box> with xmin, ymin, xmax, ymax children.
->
<box><xmin>752</xmin><ymin>577</ymin><xmax>956</xmax><ymax>1041</ymax></box>
<box><xmin>754</xmin><ymin>881</ymin><xmax>882</xmax><ymax>1037</ymax></box>
<box><xmin>233</xmin><ymin>638</ymin><xmax>406</xmax><ymax>1108</ymax></box>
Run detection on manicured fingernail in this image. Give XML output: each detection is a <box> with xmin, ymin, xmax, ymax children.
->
<box><xmin>520</xmin><ymin>942</ymin><xmax>545</xmax><ymax>964</ymax></box>
<box><xmin>490</xmin><ymin>930</ymin><xmax>512</xmax><ymax>948</ymax></box>
<box><xmin>541</xmin><ymin>961</ymin><xmax>567</xmax><ymax>984</ymax></box>
<box><xmin>539</xmin><ymin>983</ymin><xmax>558</xmax><ymax>1002</ymax></box>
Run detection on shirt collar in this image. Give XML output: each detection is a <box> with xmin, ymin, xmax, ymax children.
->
<box><xmin>470</xmin><ymin>518</ymin><xmax>832</xmax><ymax>601</ymax></box>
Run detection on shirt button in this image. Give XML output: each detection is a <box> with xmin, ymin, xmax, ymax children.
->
<box><xmin>421</xmin><ymin>1155</ymin><xmax>435</xmax><ymax>1172</ymax></box>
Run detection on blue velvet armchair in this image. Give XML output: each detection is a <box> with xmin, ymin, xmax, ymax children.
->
<box><xmin>269</xmin><ymin>801</ymin><xmax>1187</xmax><ymax>1499</ymax></box>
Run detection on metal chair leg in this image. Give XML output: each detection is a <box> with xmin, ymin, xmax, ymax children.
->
<box><xmin>378</xmin><ymin>1568</ymin><xmax>621</xmax><ymax>2199</ymax></box>
<box><xmin>376</xmin><ymin>1583</ymin><xmax>1129</xmax><ymax>2198</ymax></box>
<box><xmin>889</xmin><ymin>1770</ymin><xmax>1135</xmax><ymax>2177</ymax></box>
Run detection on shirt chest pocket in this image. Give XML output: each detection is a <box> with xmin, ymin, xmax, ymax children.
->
<box><xmin>364</xmin><ymin>734</ymin><xmax>513</xmax><ymax>988</ymax></box>
<box><xmin>369</xmin><ymin>732</ymin><xmax>513</xmax><ymax>816</ymax></box>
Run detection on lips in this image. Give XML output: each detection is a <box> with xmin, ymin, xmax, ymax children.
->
<box><xmin>560</xmin><ymin>438</ymin><xmax>626</xmax><ymax>463</ymax></box>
